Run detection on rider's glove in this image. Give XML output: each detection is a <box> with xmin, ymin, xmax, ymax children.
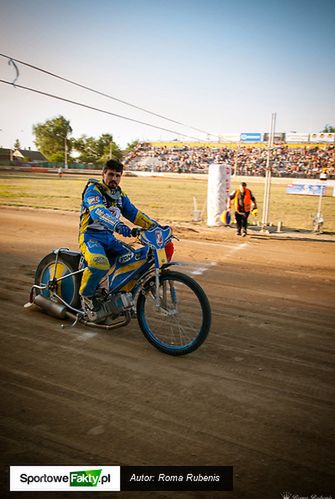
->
<box><xmin>115</xmin><ymin>223</ymin><xmax>132</xmax><ymax>237</ymax></box>
<box><xmin>149</xmin><ymin>220</ymin><xmax>161</xmax><ymax>229</ymax></box>
<box><xmin>131</xmin><ymin>227</ymin><xmax>142</xmax><ymax>237</ymax></box>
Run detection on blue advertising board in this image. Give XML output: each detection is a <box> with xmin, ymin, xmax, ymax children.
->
<box><xmin>240</xmin><ymin>133</ymin><xmax>262</xmax><ymax>142</ymax></box>
<box><xmin>287</xmin><ymin>184</ymin><xmax>327</xmax><ymax>196</ymax></box>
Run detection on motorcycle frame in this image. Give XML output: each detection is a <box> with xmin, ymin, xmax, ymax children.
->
<box><xmin>31</xmin><ymin>239</ymin><xmax>180</xmax><ymax>319</ymax></box>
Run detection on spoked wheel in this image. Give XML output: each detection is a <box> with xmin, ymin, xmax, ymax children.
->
<box><xmin>137</xmin><ymin>270</ymin><xmax>211</xmax><ymax>355</ymax></box>
<box><xmin>34</xmin><ymin>252</ymin><xmax>81</xmax><ymax>309</ymax></box>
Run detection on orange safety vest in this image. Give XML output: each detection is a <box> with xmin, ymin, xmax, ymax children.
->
<box><xmin>233</xmin><ymin>188</ymin><xmax>252</xmax><ymax>213</ymax></box>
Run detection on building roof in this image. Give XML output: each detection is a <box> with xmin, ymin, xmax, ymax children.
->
<box><xmin>0</xmin><ymin>148</ymin><xmax>47</xmax><ymax>162</ymax></box>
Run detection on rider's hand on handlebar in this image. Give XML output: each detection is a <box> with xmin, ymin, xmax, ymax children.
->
<box><xmin>150</xmin><ymin>221</ymin><xmax>162</xmax><ymax>229</ymax></box>
<box><xmin>130</xmin><ymin>227</ymin><xmax>142</xmax><ymax>237</ymax></box>
<box><xmin>115</xmin><ymin>223</ymin><xmax>132</xmax><ymax>237</ymax></box>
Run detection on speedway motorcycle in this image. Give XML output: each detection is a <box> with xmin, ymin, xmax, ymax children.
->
<box><xmin>27</xmin><ymin>225</ymin><xmax>211</xmax><ymax>355</ymax></box>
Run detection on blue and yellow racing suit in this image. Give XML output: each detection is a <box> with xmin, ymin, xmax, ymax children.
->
<box><xmin>79</xmin><ymin>178</ymin><xmax>155</xmax><ymax>297</ymax></box>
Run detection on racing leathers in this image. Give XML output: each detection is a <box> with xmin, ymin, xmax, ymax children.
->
<box><xmin>79</xmin><ymin>178</ymin><xmax>155</xmax><ymax>298</ymax></box>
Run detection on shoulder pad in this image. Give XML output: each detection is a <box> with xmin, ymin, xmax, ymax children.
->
<box><xmin>82</xmin><ymin>178</ymin><xmax>103</xmax><ymax>200</ymax></box>
<box><xmin>86</xmin><ymin>178</ymin><xmax>101</xmax><ymax>187</ymax></box>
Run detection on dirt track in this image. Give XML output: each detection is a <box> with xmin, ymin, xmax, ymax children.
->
<box><xmin>0</xmin><ymin>207</ymin><xmax>334</xmax><ymax>499</ymax></box>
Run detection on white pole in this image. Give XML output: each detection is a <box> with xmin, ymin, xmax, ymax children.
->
<box><xmin>234</xmin><ymin>142</ymin><xmax>240</xmax><ymax>176</ymax></box>
<box><xmin>64</xmin><ymin>136</ymin><xmax>68</xmax><ymax>169</ymax></box>
<box><xmin>261</xmin><ymin>113</ymin><xmax>276</xmax><ymax>230</ymax></box>
<box><xmin>316</xmin><ymin>186</ymin><xmax>323</xmax><ymax>218</ymax></box>
<box><xmin>110</xmin><ymin>136</ymin><xmax>113</xmax><ymax>160</ymax></box>
<box><xmin>314</xmin><ymin>172</ymin><xmax>327</xmax><ymax>231</ymax></box>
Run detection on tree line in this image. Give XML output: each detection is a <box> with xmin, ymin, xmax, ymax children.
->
<box><xmin>9</xmin><ymin>118</ymin><xmax>335</xmax><ymax>163</ymax></box>
<box><xmin>31</xmin><ymin>115</ymin><xmax>138</xmax><ymax>163</ymax></box>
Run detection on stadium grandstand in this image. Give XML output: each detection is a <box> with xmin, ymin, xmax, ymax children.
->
<box><xmin>124</xmin><ymin>139</ymin><xmax>335</xmax><ymax>179</ymax></box>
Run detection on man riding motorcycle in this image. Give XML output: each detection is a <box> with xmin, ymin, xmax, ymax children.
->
<box><xmin>79</xmin><ymin>159</ymin><xmax>157</xmax><ymax>317</ymax></box>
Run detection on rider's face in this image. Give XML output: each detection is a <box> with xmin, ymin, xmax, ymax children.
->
<box><xmin>103</xmin><ymin>169</ymin><xmax>122</xmax><ymax>189</ymax></box>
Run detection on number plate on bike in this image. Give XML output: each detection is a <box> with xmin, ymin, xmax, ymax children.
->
<box><xmin>156</xmin><ymin>248</ymin><xmax>168</xmax><ymax>267</ymax></box>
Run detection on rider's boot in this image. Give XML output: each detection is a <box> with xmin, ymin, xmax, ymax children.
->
<box><xmin>80</xmin><ymin>295</ymin><xmax>101</xmax><ymax>322</ymax></box>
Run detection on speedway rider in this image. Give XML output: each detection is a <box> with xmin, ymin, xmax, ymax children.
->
<box><xmin>79</xmin><ymin>159</ymin><xmax>157</xmax><ymax>317</ymax></box>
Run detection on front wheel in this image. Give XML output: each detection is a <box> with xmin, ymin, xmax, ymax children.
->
<box><xmin>137</xmin><ymin>271</ymin><xmax>211</xmax><ymax>355</ymax></box>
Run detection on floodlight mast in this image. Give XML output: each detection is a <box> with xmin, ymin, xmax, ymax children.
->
<box><xmin>261</xmin><ymin>113</ymin><xmax>276</xmax><ymax>231</ymax></box>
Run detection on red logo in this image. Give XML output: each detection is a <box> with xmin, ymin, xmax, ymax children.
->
<box><xmin>155</xmin><ymin>230</ymin><xmax>163</xmax><ymax>247</ymax></box>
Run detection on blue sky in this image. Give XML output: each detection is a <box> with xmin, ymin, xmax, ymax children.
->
<box><xmin>1</xmin><ymin>0</ymin><xmax>334</xmax><ymax>149</ymax></box>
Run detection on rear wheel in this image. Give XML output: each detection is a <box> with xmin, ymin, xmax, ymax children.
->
<box><xmin>34</xmin><ymin>252</ymin><xmax>81</xmax><ymax>309</ymax></box>
<box><xmin>137</xmin><ymin>271</ymin><xmax>211</xmax><ymax>355</ymax></box>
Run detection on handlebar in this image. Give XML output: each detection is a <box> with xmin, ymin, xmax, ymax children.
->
<box><xmin>131</xmin><ymin>224</ymin><xmax>171</xmax><ymax>238</ymax></box>
<box><xmin>130</xmin><ymin>227</ymin><xmax>143</xmax><ymax>237</ymax></box>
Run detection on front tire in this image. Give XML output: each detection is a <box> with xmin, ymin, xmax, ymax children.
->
<box><xmin>137</xmin><ymin>271</ymin><xmax>211</xmax><ymax>355</ymax></box>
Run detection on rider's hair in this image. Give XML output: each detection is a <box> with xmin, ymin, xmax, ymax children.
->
<box><xmin>103</xmin><ymin>159</ymin><xmax>124</xmax><ymax>174</ymax></box>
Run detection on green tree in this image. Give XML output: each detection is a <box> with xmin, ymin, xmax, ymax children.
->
<box><xmin>72</xmin><ymin>133</ymin><xmax>121</xmax><ymax>163</ymax></box>
<box><xmin>97</xmin><ymin>133</ymin><xmax>122</xmax><ymax>162</ymax></box>
<box><xmin>321</xmin><ymin>124</ymin><xmax>335</xmax><ymax>133</ymax></box>
<box><xmin>33</xmin><ymin>116</ymin><xmax>72</xmax><ymax>162</ymax></box>
<box><xmin>14</xmin><ymin>139</ymin><xmax>21</xmax><ymax>149</ymax></box>
<box><xmin>123</xmin><ymin>139</ymin><xmax>139</xmax><ymax>156</ymax></box>
<box><xmin>72</xmin><ymin>135</ymin><xmax>100</xmax><ymax>163</ymax></box>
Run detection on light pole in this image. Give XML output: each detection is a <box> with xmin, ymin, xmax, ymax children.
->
<box><xmin>109</xmin><ymin>136</ymin><xmax>113</xmax><ymax>160</ymax></box>
<box><xmin>234</xmin><ymin>141</ymin><xmax>240</xmax><ymax>176</ymax></box>
<box><xmin>64</xmin><ymin>135</ymin><xmax>68</xmax><ymax>169</ymax></box>
<box><xmin>58</xmin><ymin>126</ymin><xmax>70</xmax><ymax>169</ymax></box>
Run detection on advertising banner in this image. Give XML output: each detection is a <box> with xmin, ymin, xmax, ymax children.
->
<box><xmin>309</xmin><ymin>132</ymin><xmax>335</xmax><ymax>143</ymax></box>
<box><xmin>263</xmin><ymin>132</ymin><xmax>285</xmax><ymax>144</ymax></box>
<box><xmin>218</xmin><ymin>134</ymin><xmax>240</xmax><ymax>143</ymax></box>
<box><xmin>285</xmin><ymin>133</ymin><xmax>309</xmax><ymax>143</ymax></box>
<box><xmin>287</xmin><ymin>184</ymin><xmax>327</xmax><ymax>196</ymax></box>
<box><xmin>239</xmin><ymin>133</ymin><xmax>262</xmax><ymax>142</ymax></box>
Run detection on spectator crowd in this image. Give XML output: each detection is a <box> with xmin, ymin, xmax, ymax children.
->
<box><xmin>124</xmin><ymin>143</ymin><xmax>335</xmax><ymax>178</ymax></box>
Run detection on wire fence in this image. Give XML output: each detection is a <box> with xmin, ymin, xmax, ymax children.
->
<box><xmin>0</xmin><ymin>160</ymin><xmax>101</xmax><ymax>169</ymax></box>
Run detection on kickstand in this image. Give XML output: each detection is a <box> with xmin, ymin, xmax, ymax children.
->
<box><xmin>61</xmin><ymin>314</ymin><xmax>82</xmax><ymax>329</ymax></box>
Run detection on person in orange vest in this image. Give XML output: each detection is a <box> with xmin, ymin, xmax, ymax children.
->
<box><xmin>229</xmin><ymin>182</ymin><xmax>257</xmax><ymax>237</ymax></box>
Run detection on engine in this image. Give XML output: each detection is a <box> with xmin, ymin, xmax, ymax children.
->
<box><xmin>94</xmin><ymin>292</ymin><xmax>134</xmax><ymax>322</ymax></box>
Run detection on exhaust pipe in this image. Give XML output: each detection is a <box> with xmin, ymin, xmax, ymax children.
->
<box><xmin>34</xmin><ymin>294</ymin><xmax>68</xmax><ymax>319</ymax></box>
<box><xmin>33</xmin><ymin>295</ymin><xmax>132</xmax><ymax>330</ymax></box>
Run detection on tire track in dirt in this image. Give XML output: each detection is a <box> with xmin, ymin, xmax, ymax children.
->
<box><xmin>0</xmin><ymin>208</ymin><xmax>334</xmax><ymax>499</ymax></box>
